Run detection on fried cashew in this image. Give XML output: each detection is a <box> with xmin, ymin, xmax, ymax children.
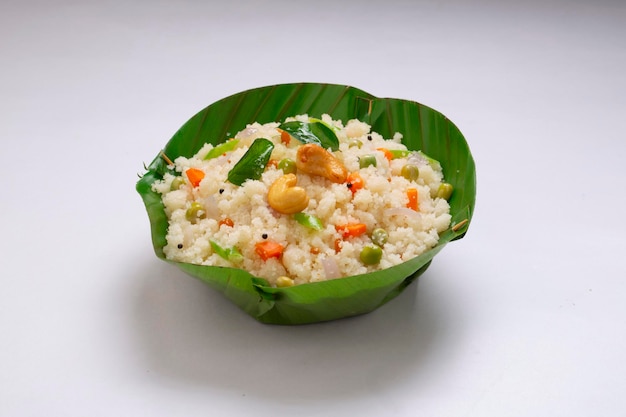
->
<box><xmin>295</xmin><ymin>144</ymin><xmax>348</xmax><ymax>183</ymax></box>
<box><xmin>268</xmin><ymin>174</ymin><xmax>309</xmax><ymax>214</ymax></box>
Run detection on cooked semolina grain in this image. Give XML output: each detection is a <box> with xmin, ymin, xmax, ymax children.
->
<box><xmin>152</xmin><ymin>114</ymin><xmax>452</xmax><ymax>286</ymax></box>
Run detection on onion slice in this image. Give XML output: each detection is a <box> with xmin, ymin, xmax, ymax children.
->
<box><xmin>384</xmin><ymin>207</ymin><xmax>422</xmax><ymax>219</ymax></box>
<box><xmin>236</xmin><ymin>126</ymin><xmax>258</xmax><ymax>139</ymax></box>
<box><xmin>202</xmin><ymin>195</ymin><xmax>220</xmax><ymax>219</ymax></box>
<box><xmin>407</xmin><ymin>152</ymin><xmax>428</xmax><ymax>167</ymax></box>
<box><xmin>322</xmin><ymin>256</ymin><xmax>341</xmax><ymax>279</ymax></box>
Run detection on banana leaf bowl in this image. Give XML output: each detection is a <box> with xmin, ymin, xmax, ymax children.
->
<box><xmin>136</xmin><ymin>83</ymin><xmax>476</xmax><ymax>325</ymax></box>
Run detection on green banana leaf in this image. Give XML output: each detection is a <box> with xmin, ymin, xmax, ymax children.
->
<box><xmin>136</xmin><ymin>83</ymin><xmax>476</xmax><ymax>325</ymax></box>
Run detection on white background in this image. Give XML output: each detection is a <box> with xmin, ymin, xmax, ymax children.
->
<box><xmin>2</xmin><ymin>0</ymin><xmax>625</xmax><ymax>415</ymax></box>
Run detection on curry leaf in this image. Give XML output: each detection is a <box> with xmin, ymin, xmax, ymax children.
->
<box><xmin>279</xmin><ymin>120</ymin><xmax>340</xmax><ymax>151</ymax></box>
<box><xmin>227</xmin><ymin>138</ymin><xmax>274</xmax><ymax>186</ymax></box>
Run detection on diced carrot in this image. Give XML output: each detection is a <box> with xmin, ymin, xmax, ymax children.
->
<box><xmin>219</xmin><ymin>217</ymin><xmax>234</xmax><ymax>228</ymax></box>
<box><xmin>346</xmin><ymin>172</ymin><xmax>364</xmax><ymax>194</ymax></box>
<box><xmin>406</xmin><ymin>188</ymin><xmax>418</xmax><ymax>211</ymax></box>
<box><xmin>377</xmin><ymin>147</ymin><xmax>393</xmax><ymax>161</ymax></box>
<box><xmin>186</xmin><ymin>168</ymin><xmax>205</xmax><ymax>188</ymax></box>
<box><xmin>268</xmin><ymin>159</ymin><xmax>278</xmax><ymax>168</ymax></box>
<box><xmin>335</xmin><ymin>223</ymin><xmax>367</xmax><ymax>238</ymax></box>
<box><xmin>255</xmin><ymin>240</ymin><xmax>284</xmax><ymax>261</ymax></box>
<box><xmin>334</xmin><ymin>238</ymin><xmax>343</xmax><ymax>253</ymax></box>
<box><xmin>279</xmin><ymin>129</ymin><xmax>291</xmax><ymax>145</ymax></box>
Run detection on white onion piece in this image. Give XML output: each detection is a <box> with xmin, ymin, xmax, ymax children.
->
<box><xmin>237</xmin><ymin>126</ymin><xmax>258</xmax><ymax>139</ymax></box>
<box><xmin>322</xmin><ymin>257</ymin><xmax>342</xmax><ymax>279</ymax></box>
<box><xmin>407</xmin><ymin>152</ymin><xmax>428</xmax><ymax>168</ymax></box>
<box><xmin>384</xmin><ymin>207</ymin><xmax>422</xmax><ymax>220</ymax></box>
<box><xmin>215</xmin><ymin>154</ymin><xmax>230</xmax><ymax>165</ymax></box>
<box><xmin>183</xmin><ymin>226</ymin><xmax>194</xmax><ymax>247</ymax></box>
<box><xmin>202</xmin><ymin>195</ymin><xmax>220</xmax><ymax>219</ymax></box>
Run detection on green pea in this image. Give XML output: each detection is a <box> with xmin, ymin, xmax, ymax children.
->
<box><xmin>371</xmin><ymin>228</ymin><xmax>388</xmax><ymax>247</ymax></box>
<box><xmin>401</xmin><ymin>164</ymin><xmax>419</xmax><ymax>181</ymax></box>
<box><xmin>185</xmin><ymin>202</ymin><xmax>206</xmax><ymax>224</ymax></box>
<box><xmin>359</xmin><ymin>155</ymin><xmax>377</xmax><ymax>169</ymax></box>
<box><xmin>437</xmin><ymin>183</ymin><xmax>454</xmax><ymax>200</ymax></box>
<box><xmin>278</xmin><ymin>158</ymin><xmax>297</xmax><ymax>174</ymax></box>
<box><xmin>360</xmin><ymin>245</ymin><xmax>382</xmax><ymax>265</ymax></box>
<box><xmin>348</xmin><ymin>139</ymin><xmax>362</xmax><ymax>148</ymax></box>
<box><xmin>170</xmin><ymin>176</ymin><xmax>185</xmax><ymax>191</ymax></box>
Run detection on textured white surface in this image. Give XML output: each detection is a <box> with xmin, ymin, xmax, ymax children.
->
<box><xmin>2</xmin><ymin>0</ymin><xmax>625</xmax><ymax>415</ymax></box>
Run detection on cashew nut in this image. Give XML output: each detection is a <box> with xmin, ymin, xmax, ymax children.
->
<box><xmin>268</xmin><ymin>174</ymin><xmax>309</xmax><ymax>214</ymax></box>
<box><xmin>296</xmin><ymin>144</ymin><xmax>348</xmax><ymax>183</ymax></box>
